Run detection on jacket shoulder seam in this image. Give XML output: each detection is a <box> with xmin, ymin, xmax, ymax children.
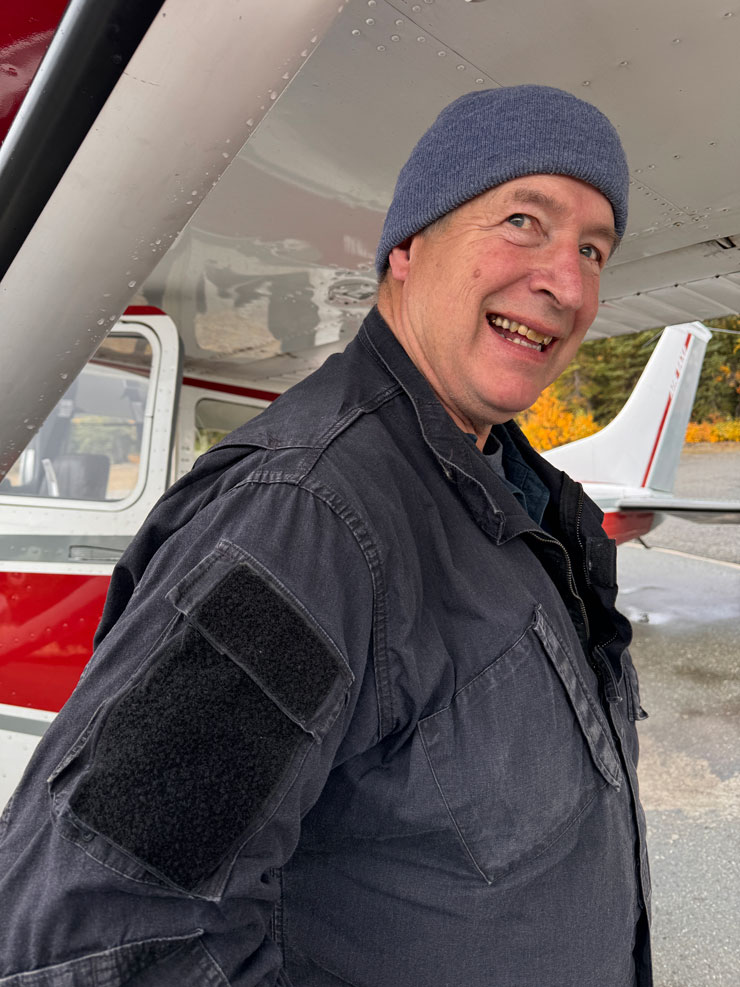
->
<box><xmin>237</xmin><ymin>475</ymin><xmax>394</xmax><ymax>740</ymax></box>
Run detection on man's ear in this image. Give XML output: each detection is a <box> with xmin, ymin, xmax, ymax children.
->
<box><xmin>387</xmin><ymin>237</ymin><xmax>414</xmax><ymax>282</ymax></box>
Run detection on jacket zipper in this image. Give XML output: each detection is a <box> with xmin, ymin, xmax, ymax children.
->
<box><xmin>527</xmin><ymin>523</ymin><xmax>624</xmax><ymax>704</ymax></box>
<box><xmin>573</xmin><ymin>484</ymin><xmax>590</xmax><ymax>591</ymax></box>
<box><xmin>526</xmin><ymin>529</ymin><xmax>590</xmax><ymax>643</ymax></box>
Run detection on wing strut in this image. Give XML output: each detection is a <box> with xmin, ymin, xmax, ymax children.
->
<box><xmin>0</xmin><ymin>0</ymin><xmax>165</xmax><ymax>284</ymax></box>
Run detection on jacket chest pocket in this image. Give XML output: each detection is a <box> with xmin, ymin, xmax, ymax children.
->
<box><xmin>418</xmin><ymin>605</ymin><xmax>622</xmax><ymax>885</ymax></box>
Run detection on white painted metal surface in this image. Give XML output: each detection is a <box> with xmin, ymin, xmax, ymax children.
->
<box><xmin>545</xmin><ymin>322</ymin><xmax>712</xmax><ymax>490</ymax></box>
<box><xmin>142</xmin><ymin>0</ymin><xmax>740</xmax><ymax>377</ymax></box>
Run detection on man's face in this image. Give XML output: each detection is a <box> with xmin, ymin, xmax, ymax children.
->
<box><xmin>383</xmin><ymin>174</ymin><xmax>617</xmax><ymax>439</ymax></box>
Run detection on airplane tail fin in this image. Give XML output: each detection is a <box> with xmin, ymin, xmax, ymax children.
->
<box><xmin>543</xmin><ymin>322</ymin><xmax>712</xmax><ymax>492</ymax></box>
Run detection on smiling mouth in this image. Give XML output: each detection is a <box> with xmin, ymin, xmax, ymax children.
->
<box><xmin>486</xmin><ymin>314</ymin><xmax>554</xmax><ymax>352</ymax></box>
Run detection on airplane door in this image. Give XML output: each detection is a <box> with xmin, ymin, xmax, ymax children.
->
<box><xmin>0</xmin><ymin>311</ymin><xmax>181</xmax><ymax>807</ymax></box>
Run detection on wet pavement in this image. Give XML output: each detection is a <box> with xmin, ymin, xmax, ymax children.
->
<box><xmin>616</xmin><ymin>444</ymin><xmax>740</xmax><ymax>987</ymax></box>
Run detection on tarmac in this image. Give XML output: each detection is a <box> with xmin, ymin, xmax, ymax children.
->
<box><xmin>616</xmin><ymin>443</ymin><xmax>740</xmax><ymax>987</ymax></box>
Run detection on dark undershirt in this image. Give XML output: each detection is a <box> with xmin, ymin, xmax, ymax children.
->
<box><xmin>469</xmin><ymin>425</ymin><xmax>550</xmax><ymax>527</ymax></box>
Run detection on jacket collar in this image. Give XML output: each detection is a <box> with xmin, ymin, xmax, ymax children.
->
<box><xmin>358</xmin><ymin>306</ymin><xmax>542</xmax><ymax>543</ymax></box>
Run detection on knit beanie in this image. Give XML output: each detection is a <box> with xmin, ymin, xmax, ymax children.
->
<box><xmin>376</xmin><ymin>85</ymin><xmax>629</xmax><ymax>277</ymax></box>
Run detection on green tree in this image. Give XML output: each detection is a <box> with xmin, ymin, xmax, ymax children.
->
<box><xmin>556</xmin><ymin>316</ymin><xmax>740</xmax><ymax>425</ymax></box>
<box><xmin>695</xmin><ymin>315</ymin><xmax>740</xmax><ymax>419</ymax></box>
<box><xmin>555</xmin><ymin>329</ymin><xmax>658</xmax><ymax>425</ymax></box>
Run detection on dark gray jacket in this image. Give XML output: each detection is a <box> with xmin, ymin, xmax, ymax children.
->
<box><xmin>0</xmin><ymin>308</ymin><xmax>651</xmax><ymax>986</ymax></box>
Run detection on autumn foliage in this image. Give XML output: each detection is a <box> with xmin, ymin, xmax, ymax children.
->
<box><xmin>519</xmin><ymin>318</ymin><xmax>740</xmax><ymax>451</ymax></box>
<box><xmin>519</xmin><ymin>388</ymin><xmax>740</xmax><ymax>450</ymax></box>
<box><xmin>684</xmin><ymin>418</ymin><xmax>740</xmax><ymax>443</ymax></box>
<box><xmin>518</xmin><ymin>388</ymin><xmax>601</xmax><ymax>451</ymax></box>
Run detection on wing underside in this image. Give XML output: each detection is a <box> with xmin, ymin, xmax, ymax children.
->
<box><xmin>1</xmin><ymin>0</ymin><xmax>740</xmax><ymax>465</ymax></box>
<box><xmin>618</xmin><ymin>498</ymin><xmax>740</xmax><ymax>524</ymax></box>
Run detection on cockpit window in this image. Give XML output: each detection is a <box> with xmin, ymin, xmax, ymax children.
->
<box><xmin>2</xmin><ymin>335</ymin><xmax>152</xmax><ymax>503</ymax></box>
<box><xmin>194</xmin><ymin>398</ymin><xmax>264</xmax><ymax>455</ymax></box>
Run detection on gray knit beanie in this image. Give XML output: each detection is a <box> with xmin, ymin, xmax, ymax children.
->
<box><xmin>376</xmin><ymin>85</ymin><xmax>629</xmax><ymax>277</ymax></box>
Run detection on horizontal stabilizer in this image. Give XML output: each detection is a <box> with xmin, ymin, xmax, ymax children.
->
<box><xmin>617</xmin><ymin>497</ymin><xmax>740</xmax><ymax>524</ymax></box>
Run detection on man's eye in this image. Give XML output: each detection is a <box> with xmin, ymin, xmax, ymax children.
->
<box><xmin>506</xmin><ymin>213</ymin><xmax>532</xmax><ymax>229</ymax></box>
<box><xmin>580</xmin><ymin>244</ymin><xmax>603</xmax><ymax>262</ymax></box>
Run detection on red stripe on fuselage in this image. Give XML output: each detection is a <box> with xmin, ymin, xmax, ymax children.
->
<box><xmin>123</xmin><ymin>305</ymin><xmax>166</xmax><ymax>316</ymax></box>
<box><xmin>0</xmin><ymin>571</ymin><xmax>109</xmax><ymax>712</ymax></box>
<box><xmin>181</xmin><ymin>376</ymin><xmax>280</xmax><ymax>402</ymax></box>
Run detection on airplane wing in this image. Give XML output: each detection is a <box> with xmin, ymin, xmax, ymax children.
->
<box><xmin>0</xmin><ymin>0</ymin><xmax>343</xmax><ymax>477</ymax></box>
<box><xmin>1</xmin><ymin>0</ymin><xmax>740</xmax><ymax>472</ymax></box>
<box><xmin>616</xmin><ymin>498</ymin><xmax>740</xmax><ymax>524</ymax></box>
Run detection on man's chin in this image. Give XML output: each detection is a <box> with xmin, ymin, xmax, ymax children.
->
<box><xmin>482</xmin><ymin>391</ymin><xmax>545</xmax><ymax>425</ymax></box>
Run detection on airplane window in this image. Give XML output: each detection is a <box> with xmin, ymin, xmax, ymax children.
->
<box><xmin>194</xmin><ymin>398</ymin><xmax>264</xmax><ymax>455</ymax></box>
<box><xmin>1</xmin><ymin>336</ymin><xmax>153</xmax><ymax>503</ymax></box>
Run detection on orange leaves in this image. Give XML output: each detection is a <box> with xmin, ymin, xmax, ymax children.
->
<box><xmin>519</xmin><ymin>387</ymin><xmax>740</xmax><ymax>450</ymax></box>
<box><xmin>518</xmin><ymin>387</ymin><xmax>601</xmax><ymax>451</ymax></box>
<box><xmin>684</xmin><ymin>419</ymin><xmax>740</xmax><ymax>443</ymax></box>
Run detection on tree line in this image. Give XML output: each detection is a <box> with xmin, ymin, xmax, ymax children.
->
<box><xmin>518</xmin><ymin>315</ymin><xmax>740</xmax><ymax>450</ymax></box>
<box><xmin>554</xmin><ymin>314</ymin><xmax>740</xmax><ymax>425</ymax></box>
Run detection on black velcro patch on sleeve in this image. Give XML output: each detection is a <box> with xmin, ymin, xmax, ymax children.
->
<box><xmin>70</xmin><ymin>625</ymin><xmax>308</xmax><ymax>892</ymax></box>
<box><xmin>192</xmin><ymin>564</ymin><xmax>342</xmax><ymax>726</ymax></box>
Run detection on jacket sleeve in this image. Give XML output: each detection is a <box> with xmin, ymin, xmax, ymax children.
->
<box><xmin>0</xmin><ymin>479</ymin><xmax>378</xmax><ymax>985</ymax></box>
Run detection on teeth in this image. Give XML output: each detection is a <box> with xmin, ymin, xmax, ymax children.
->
<box><xmin>510</xmin><ymin>336</ymin><xmax>540</xmax><ymax>350</ymax></box>
<box><xmin>490</xmin><ymin>314</ymin><xmax>552</xmax><ymax>347</ymax></box>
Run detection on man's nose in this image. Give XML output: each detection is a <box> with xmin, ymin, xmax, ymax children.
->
<box><xmin>531</xmin><ymin>246</ymin><xmax>587</xmax><ymax>311</ymax></box>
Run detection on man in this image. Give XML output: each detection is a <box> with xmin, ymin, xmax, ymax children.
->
<box><xmin>0</xmin><ymin>86</ymin><xmax>650</xmax><ymax>986</ymax></box>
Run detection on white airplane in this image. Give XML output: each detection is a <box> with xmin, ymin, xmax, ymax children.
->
<box><xmin>1</xmin><ymin>0</ymin><xmax>740</xmax><ymax>805</ymax></box>
<box><xmin>547</xmin><ymin>320</ymin><xmax>740</xmax><ymax>542</ymax></box>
